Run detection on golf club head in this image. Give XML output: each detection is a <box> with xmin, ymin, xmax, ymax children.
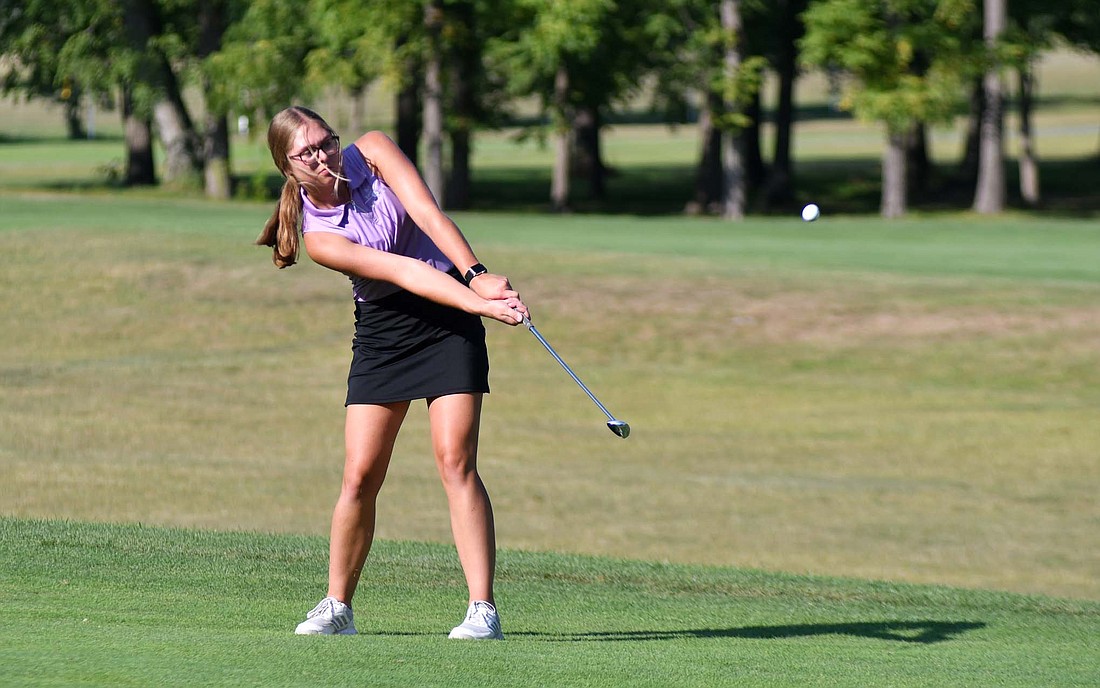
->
<box><xmin>607</xmin><ymin>420</ymin><xmax>630</xmax><ymax>439</ymax></box>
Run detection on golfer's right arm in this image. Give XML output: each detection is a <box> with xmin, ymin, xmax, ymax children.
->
<box><xmin>303</xmin><ymin>232</ymin><xmax>523</xmax><ymax>326</ymax></box>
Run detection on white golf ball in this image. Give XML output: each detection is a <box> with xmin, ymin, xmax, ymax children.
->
<box><xmin>801</xmin><ymin>203</ymin><xmax>820</xmax><ymax>222</ymax></box>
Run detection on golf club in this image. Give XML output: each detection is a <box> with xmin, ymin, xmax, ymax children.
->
<box><xmin>521</xmin><ymin>314</ymin><xmax>630</xmax><ymax>439</ymax></box>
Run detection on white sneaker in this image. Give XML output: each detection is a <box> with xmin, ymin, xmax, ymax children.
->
<box><xmin>294</xmin><ymin>596</ymin><xmax>357</xmax><ymax>635</ymax></box>
<box><xmin>448</xmin><ymin>600</ymin><xmax>503</xmax><ymax>640</ymax></box>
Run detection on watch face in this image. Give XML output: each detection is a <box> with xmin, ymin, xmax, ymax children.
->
<box><xmin>466</xmin><ymin>264</ymin><xmax>487</xmax><ymax>281</ymax></box>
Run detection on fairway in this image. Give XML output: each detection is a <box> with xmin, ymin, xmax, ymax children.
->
<box><xmin>2</xmin><ymin>518</ymin><xmax>1097</xmax><ymax>687</ymax></box>
<box><xmin>2</xmin><ymin>192</ymin><xmax>1098</xmax><ymax>605</ymax></box>
<box><xmin>4</xmin><ymin>61</ymin><xmax>1100</xmax><ymax>683</ymax></box>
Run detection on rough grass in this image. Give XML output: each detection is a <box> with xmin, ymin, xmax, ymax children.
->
<box><xmin>1</xmin><ymin>194</ymin><xmax>1098</xmax><ymax>601</ymax></box>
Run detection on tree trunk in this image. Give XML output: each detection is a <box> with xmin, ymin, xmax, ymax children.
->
<box><xmin>348</xmin><ymin>86</ymin><xmax>365</xmax><ymax>133</ymax></box>
<box><xmin>136</xmin><ymin>0</ymin><xmax>200</xmax><ymax>191</ymax></box>
<box><xmin>449</xmin><ymin>125</ymin><xmax>471</xmax><ymax>210</ymax></box>
<box><xmin>573</xmin><ymin>105</ymin><xmax>606</xmax><ymax>199</ymax></box>
<box><xmin>1017</xmin><ymin>63</ymin><xmax>1040</xmax><ymax>207</ymax></box>
<box><xmin>121</xmin><ymin>86</ymin><xmax>156</xmax><ymax>186</ymax></box>
<box><xmin>202</xmin><ymin>113</ymin><xmax>231</xmax><ymax>200</ymax></box>
<box><xmin>63</xmin><ymin>87</ymin><xmax>86</xmax><ymax>139</ymax></box>
<box><xmin>396</xmin><ymin>75</ymin><xmax>421</xmax><ymax>169</ymax></box>
<box><xmin>120</xmin><ymin>0</ymin><xmax>157</xmax><ymax>186</ymax></box>
<box><xmin>741</xmin><ymin>89</ymin><xmax>765</xmax><ymax>189</ymax></box>
<box><xmin>973</xmin><ymin>0</ymin><xmax>1006</xmax><ymax>214</ymax></box>
<box><xmin>959</xmin><ymin>78</ymin><xmax>983</xmax><ymax>183</ymax></box>
<box><xmin>395</xmin><ymin>34</ymin><xmax>422</xmax><ymax>169</ymax></box>
<box><xmin>551</xmin><ymin>64</ymin><xmax>572</xmax><ymax>213</ymax></box>
<box><xmin>763</xmin><ymin>0</ymin><xmax>803</xmax><ymax>208</ymax></box>
<box><xmin>422</xmin><ymin>1</ymin><xmax>446</xmax><ymax>205</ymax></box>
<box><xmin>686</xmin><ymin>91</ymin><xmax>722</xmax><ymax>215</ymax></box>
<box><xmin>153</xmin><ymin>93</ymin><xmax>203</xmax><ymax>190</ymax></box>
<box><xmin>720</xmin><ymin>0</ymin><xmax>745</xmax><ymax>220</ymax></box>
<box><xmin>446</xmin><ymin>1</ymin><xmax>477</xmax><ymax>210</ymax></box>
<box><xmin>197</xmin><ymin>0</ymin><xmax>231</xmax><ymax>199</ymax></box>
<box><xmin>881</xmin><ymin>130</ymin><xmax>907</xmax><ymax>218</ymax></box>
<box><xmin>721</xmin><ymin>131</ymin><xmax>746</xmax><ymax>220</ymax></box>
<box><xmin>907</xmin><ymin>122</ymin><xmax>930</xmax><ymax>196</ymax></box>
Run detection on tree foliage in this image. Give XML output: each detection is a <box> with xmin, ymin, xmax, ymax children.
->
<box><xmin>800</xmin><ymin>0</ymin><xmax>975</xmax><ymax>135</ymax></box>
<box><xmin>203</xmin><ymin>0</ymin><xmax>316</xmax><ymax>119</ymax></box>
<box><xmin>2</xmin><ymin>0</ymin><xmax>1093</xmax><ymax>210</ymax></box>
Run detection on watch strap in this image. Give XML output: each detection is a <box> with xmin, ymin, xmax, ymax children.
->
<box><xmin>463</xmin><ymin>263</ymin><xmax>488</xmax><ymax>284</ymax></box>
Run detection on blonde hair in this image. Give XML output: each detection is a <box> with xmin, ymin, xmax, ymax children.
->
<box><xmin>256</xmin><ymin>106</ymin><xmax>338</xmax><ymax>268</ymax></box>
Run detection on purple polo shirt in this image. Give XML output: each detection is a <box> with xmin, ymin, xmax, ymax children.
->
<box><xmin>301</xmin><ymin>144</ymin><xmax>452</xmax><ymax>302</ymax></box>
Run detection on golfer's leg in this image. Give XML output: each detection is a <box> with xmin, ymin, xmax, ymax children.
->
<box><xmin>428</xmin><ymin>393</ymin><xmax>496</xmax><ymax>604</ymax></box>
<box><xmin>328</xmin><ymin>401</ymin><xmax>409</xmax><ymax>604</ymax></box>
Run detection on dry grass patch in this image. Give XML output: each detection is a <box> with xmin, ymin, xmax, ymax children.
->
<box><xmin>519</xmin><ymin>269</ymin><xmax>1100</xmax><ymax>356</ymax></box>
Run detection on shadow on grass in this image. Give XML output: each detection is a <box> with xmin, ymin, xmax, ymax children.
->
<box><xmin>23</xmin><ymin>150</ymin><xmax>1100</xmax><ymax>217</ymax></box>
<box><xmin>0</xmin><ymin>133</ymin><xmax>125</xmax><ymax>144</ymax></box>
<box><xmin>468</xmin><ymin>156</ymin><xmax>1100</xmax><ymax>217</ymax></box>
<box><xmin>516</xmin><ymin>620</ymin><xmax>987</xmax><ymax>644</ymax></box>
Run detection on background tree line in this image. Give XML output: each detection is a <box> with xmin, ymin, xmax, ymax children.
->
<box><xmin>2</xmin><ymin>0</ymin><xmax>1097</xmax><ymax>217</ymax></box>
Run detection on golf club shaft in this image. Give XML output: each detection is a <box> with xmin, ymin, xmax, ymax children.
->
<box><xmin>522</xmin><ymin>316</ymin><xmax>617</xmax><ymax>422</ymax></box>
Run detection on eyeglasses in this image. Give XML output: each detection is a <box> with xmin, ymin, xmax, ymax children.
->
<box><xmin>288</xmin><ymin>134</ymin><xmax>341</xmax><ymax>164</ymax></box>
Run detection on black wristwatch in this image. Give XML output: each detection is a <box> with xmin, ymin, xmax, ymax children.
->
<box><xmin>463</xmin><ymin>263</ymin><xmax>488</xmax><ymax>284</ymax></box>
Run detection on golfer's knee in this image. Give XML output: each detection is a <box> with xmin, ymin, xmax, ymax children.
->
<box><xmin>435</xmin><ymin>445</ymin><xmax>477</xmax><ymax>487</ymax></box>
<box><xmin>341</xmin><ymin>465</ymin><xmax>385</xmax><ymax>502</ymax></box>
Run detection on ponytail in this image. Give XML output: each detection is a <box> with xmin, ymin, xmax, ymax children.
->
<box><xmin>256</xmin><ymin>176</ymin><xmax>303</xmax><ymax>269</ymax></box>
<box><xmin>260</xmin><ymin>105</ymin><xmax>338</xmax><ymax>269</ymax></box>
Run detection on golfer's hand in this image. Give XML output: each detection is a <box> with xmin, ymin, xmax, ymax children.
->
<box><xmin>482</xmin><ymin>297</ymin><xmax>527</xmax><ymax>326</ymax></box>
<box><xmin>471</xmin><ymin>273</ymin><xmax>527</xmax><ymax>322</ymax></box>
<box><xmin>470</xmin><ymin>272</ymin><xmax>516</xmax><ymax>301</ymax></box>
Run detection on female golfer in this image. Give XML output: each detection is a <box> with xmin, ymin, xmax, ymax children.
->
<box><xmin>258</xmin><ymin>106</ymin><xmax>526</xmax><ymax>640</ymax></box>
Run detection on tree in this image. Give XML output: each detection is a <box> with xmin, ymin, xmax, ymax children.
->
<box><xmin>488</xmin><ymin>0</ymin><xmax>668</xmax><ymax>211</ymax></box>
<box><xmin>305</xmin><ymin>0</ymin><xmax>424</xmax><ymax>165</ymax></box>
<box><xmin>973</xmin><ymin>0</ymin><xmax>1006</xmax><ymax>213</ymax></box>
<box><xmin>719</xmin><ymin>0</ymin><xmax>748</xmax><ymax>219</ymax></box>
<box><xmin>296</xmin><ymin>0</ymin><xmax>495</xmax><ymax>209</ymax></box>
<box><xmin>194</xmin><ymin>0</ymin><xmax>236</xmax><ymax>199</ymax></box>
<box><xmin>423</xmin><ymin>0</ymin><xmax>446</xmax><ymax>203</ymax></box>
<box><xmin>761</xmin><ymin>0</ymin><xmax>810</xmax><ymax>208</ymax></box>
<box><xmin>801</xmin><ymin>0</ymin><xmax>972</xmax><ymax>218</ymax></box>
<box><xmin>445</xmin><ymin>0</ymin><xmax>479</xmax><ymax>209</ymax></box>
<box><xmin>206</xmin><ymin>0</ymin><xmax>316</xmax><ymax>124</ymax></box>
<box><xmin>1002</xmin><ymin>0</ymin><xmax>1056</xmax><ymax>208</ymax></box>
<box><xmin>1053</xmin><ymin>0</ymin><xmax>1100</xmax><ymax>157</ymax></box>
<box><xmin>998</xmin><ymin>0</ymin><xmax>1091</xmax><ymax>208</ymax></box>
<box><xmin>414</xmin><ymin>0</ymin><xmax>509</xmax><ymax>209</ymax></box>
<box><xmin>568</xmin><ymin>1</ymin><xmax>668</xmax><ymax>201</ymax></box>
<box><xmin>5</xmin><ymin>0</ymin><xmax>264</xmax><ymax>193</ymax></box>
<box><xmin>0</xmin><ymin>0</ymin><xmax>90</xmax><ymax>138</ymax></box>
<box><xmin>57</xmin><ymin>0</ymin><xmax>162</xmax><ymax>186</ymax></box>
<box><xmin>119</xmin><ymin>0</ymin><xmax>168</xmax><ymax>186</ymax></box>
<box><xmin>488</xmin><ymin>0</ymin><xmax>610</xmax><ymax>211</ymax></box>
<box><xmin>648</xmin><ymin>0</ymin><xmax>766</xmax><ymax>216</ymax></box>
<box><xmin>0</xmin><ymin>0</ymin><xmax>157</xmax><ymax>182</ymax></box>
<box><xmin>135</xmin><ymin>0</ymin><xmax>207</xmax><ymax>190</ymax></box>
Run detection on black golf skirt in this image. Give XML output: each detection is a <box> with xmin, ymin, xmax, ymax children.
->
<box><xmin>345</xmin><ymin>283</ymin><xmax>489</xmax><ymax>406</ymax></box>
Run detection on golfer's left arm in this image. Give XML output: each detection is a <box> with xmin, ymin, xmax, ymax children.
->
<box><xmin>353</xmin><ymin>131</ymin><xmax>524</xmax><ymax>310</ymax></box>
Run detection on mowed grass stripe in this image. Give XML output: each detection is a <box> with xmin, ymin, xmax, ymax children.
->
<box><xmin>2</xmin><ymin>518</ymin><xmax>1097</xmax><ymax>688</ymax></box>
<box><xmin>6</xmin><ymin>193</ymin><xmax>1100</xmax><ymax>283</ymax></box>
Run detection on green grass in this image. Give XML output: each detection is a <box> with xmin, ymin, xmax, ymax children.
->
<box><xmin>1</xmin><ymin>193</ymin><xmax>1098</xmax><ymax>604</ymax></box>
<box><xmin>2</xmin><ymin>518</ymin><xmax>1097</xmax><ymax>687</ymax></box>
<box><xmin>2</xmin><ymin>54</ymin><xmax>1099</xmax><ymax>683</ymax></box>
